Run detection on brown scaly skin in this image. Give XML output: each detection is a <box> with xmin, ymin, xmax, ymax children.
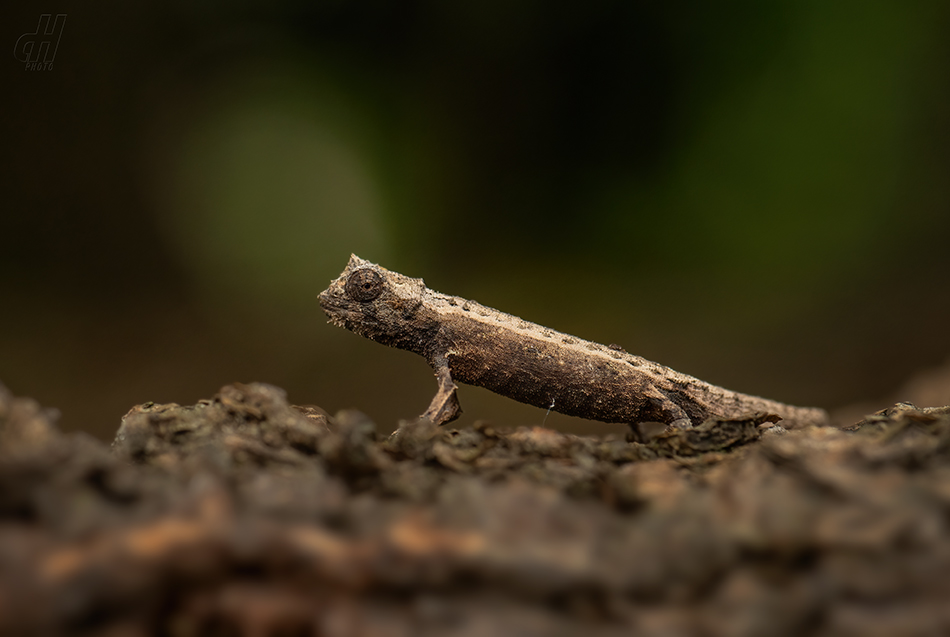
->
<box><xmin>318</xmin><ymin>255</ymin><xmax>829</xmax><ymax>433</ymax></box>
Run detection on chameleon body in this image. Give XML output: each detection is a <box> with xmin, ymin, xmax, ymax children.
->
<box><xmin>318</xmin><ymin>255</ymin><xmax>828</xmax><ymax>432</ymax></box>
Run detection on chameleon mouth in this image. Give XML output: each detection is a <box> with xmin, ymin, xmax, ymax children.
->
<box><xmin>317</xmin><ymin>288</ymin><xmax>334</xmax><ymax>309</ymax></box>
<box><xmin>318</xmin><ymin>296</ymin><xmax>380</xmax><ymax>334</ymax></box>
<box><xmin>317</xmin><ymin>292</ymin><xmax>346</xmax><ymax>327</ymax></box>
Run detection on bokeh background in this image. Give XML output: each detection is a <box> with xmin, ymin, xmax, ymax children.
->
<box><xmin>3</xmin><ymin>1</ymin><xmax>950</xmax><ymax>440</ymax></box>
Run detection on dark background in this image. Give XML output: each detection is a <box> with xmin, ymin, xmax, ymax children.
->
<box><xmin>3</xmin><ymin>1</ymin><xmax>950</xmax><ymax>440</ymax></box>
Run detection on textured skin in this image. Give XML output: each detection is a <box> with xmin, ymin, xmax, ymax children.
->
<box><xmin>319</xmin><ymin>255</ymin><xmax>829</xmax><ymax>432</ymax></box>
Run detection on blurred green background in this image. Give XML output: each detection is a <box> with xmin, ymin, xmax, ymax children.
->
<box><xmin>3</xmin><ymin>1</ymin><xmax>950</xmax><ymax>439</ymax></box>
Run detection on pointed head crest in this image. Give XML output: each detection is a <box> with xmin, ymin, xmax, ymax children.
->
<box><xmin>318</xmin><ymin>255</ymin><xmax>429</xmax><ymax>347</ymax></box>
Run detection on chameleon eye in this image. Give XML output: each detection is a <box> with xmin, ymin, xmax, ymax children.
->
<box><xmin>345</xmin><ymin>268</ymin><xmax>384</xmax><ymax>302</ymax></box>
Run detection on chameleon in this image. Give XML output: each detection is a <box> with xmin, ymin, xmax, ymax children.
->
<box><xmin>318</xmin><ymin>255</ymin><xmax>829</xmax><ymax>434</ymax></box>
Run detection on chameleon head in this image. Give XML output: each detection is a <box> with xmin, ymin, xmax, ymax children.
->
<box><xmin>318</xmin><ymin>254</ymin><xmax>429</xmax><ymax>346</ymax></box>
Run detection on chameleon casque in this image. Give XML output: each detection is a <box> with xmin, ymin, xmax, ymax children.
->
<box><xmin>318</xmin><ymin>255</ymin><xmax>828</xmax><ymax>434</ymax></box>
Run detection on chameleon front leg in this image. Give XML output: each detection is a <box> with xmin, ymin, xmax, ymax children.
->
<box><xmin>421</xmin><ymin>354</ymin><xmax>461</xmax><ymax>425</ymax></box>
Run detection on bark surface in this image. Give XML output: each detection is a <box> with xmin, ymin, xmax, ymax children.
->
<box><xmin>1</xmin><ymin>381</ymin><xmax>949</xmax><ymax>636</ymax></box>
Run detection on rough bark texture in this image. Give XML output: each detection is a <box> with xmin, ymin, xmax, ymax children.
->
<box><xmin>3</xmin><ymin>380</ymin><xmax>950</xmax><ymax>636</ymax></box>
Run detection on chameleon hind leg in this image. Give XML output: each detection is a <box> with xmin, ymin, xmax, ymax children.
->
<box><xmin>639</xmin><ymin>386</ymin><xmax>695</xmax><ymax>431</ymax></box>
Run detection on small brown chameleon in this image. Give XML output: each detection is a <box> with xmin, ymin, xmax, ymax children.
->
<box><xmin>318</xmin><ymin>255</ymin><xmax>828</xmax><ymax>433</ymax></box>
